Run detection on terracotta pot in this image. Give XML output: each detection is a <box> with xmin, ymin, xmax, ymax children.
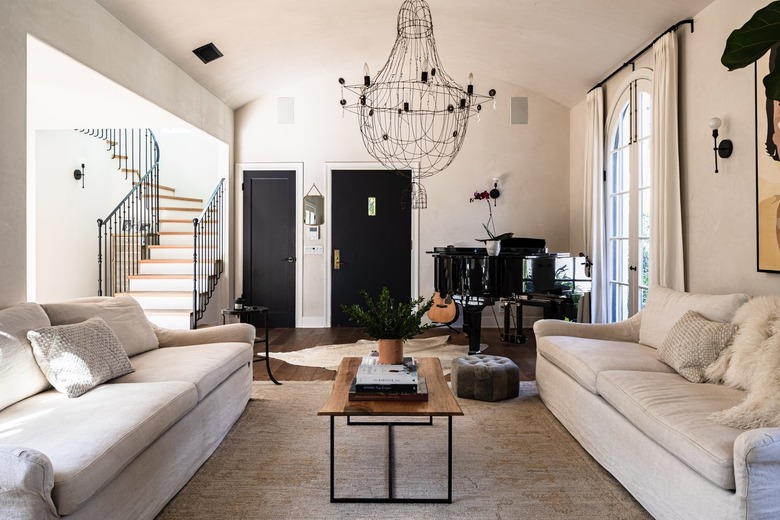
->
<box><xmin>377</xmin><ymin>338</ymin><xmax>404</xmax><ymax>364</ymax></box>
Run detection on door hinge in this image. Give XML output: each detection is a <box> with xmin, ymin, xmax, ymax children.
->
<box><xmin>241</xmin><ymin>182</ymin><xmax>244</xmax><ymax>191</ymax></box>
<box><xmin>603</xmin><ymin>170</ymin><xmax>606</xmax><ymax>182</ymax></box>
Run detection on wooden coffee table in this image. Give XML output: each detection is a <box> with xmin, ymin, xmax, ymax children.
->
<box><xmin>318</xmin><ymin>356</ymin><xmax>463</xmax><ymax>503</ymax></box>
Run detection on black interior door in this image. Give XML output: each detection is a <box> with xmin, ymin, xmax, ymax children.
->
<box><xmin>243</xmin><ymin>170</ymin><xmax>296</xmax><ymax>327</ymax></box>
<box><xmin>331</xmin><ymin>169</ymin><xmax>411</xmax><ymax>326</ymax></box>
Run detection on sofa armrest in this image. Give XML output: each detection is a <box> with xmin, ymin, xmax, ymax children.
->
<box><xmin>152</xmin><ymin>323</ymin><xmax>256</xmax><ymax>348</ymax></box>
<box><xmin>734</xmin><ymin>428</ymin><xmax>780</xmax><ymax>516</ymax></box>
<box><xmin>532</xmin><ymin>312</ymin><xmax>642</xmax><ymax>343</ymax></box>
<box><xmin>0</xmin><ymin>446</ymin><xmax>59</xmax><ymax>519</ymax></box>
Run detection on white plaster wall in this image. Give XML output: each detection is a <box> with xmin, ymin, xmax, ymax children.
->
<box><xmin>236</xmin><ymin>75</ymin><xmax>570</xmax><ymax>324</ymax></box>
<box><xmin>155</xmin><ymin>130</ymin><xmax>224</xmax><ymax>200</ymax></box>
<box><xmin>0</xmin><ymin>0</ymin><xmax>233</xmax><ymax>309</ymax></box>
<box><xmin>34</xmin><ymin>131</ymin><xmax>132</xmax><ymax>302</ymax></box>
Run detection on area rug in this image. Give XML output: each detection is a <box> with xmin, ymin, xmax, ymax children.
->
<box><xmin>155</xmin><ymin>381</ymin><xmax>650</xmax><ymax>520</ymax></box>
<box><xmin>267</xmin><ymin>335</ymin><xmax>470</xmax><ymax>374</ymax></box>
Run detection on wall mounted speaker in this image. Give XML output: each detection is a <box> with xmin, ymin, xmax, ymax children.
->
<box><xmin>277</xmin><ymin>97</ymin><xmax>294</xmax><ymax>125</ymax></box>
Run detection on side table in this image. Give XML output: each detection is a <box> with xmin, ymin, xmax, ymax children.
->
<box><xmin>222</xmin><ymin>306</ymin><xmax>281</xmax><ymax>385</ymax></box>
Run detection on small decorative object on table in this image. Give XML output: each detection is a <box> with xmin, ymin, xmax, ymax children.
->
<box><xmin>349</xmin><ymin>351</ymin><xmax>428</xmax><ymax>401</ymax></box>
<box><xmin>341</xmin><ymin>287</ymin><xmax>433</xmax><ymax>364</ymax></box>
<box><xmin>470</xmin><ymin>189</ymin><xmax>512</xmax><ymax>256</ymax></box>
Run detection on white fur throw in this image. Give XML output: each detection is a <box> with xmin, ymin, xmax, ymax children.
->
<box><xmin>705</xmin><ymin>296</ymin><xmax>780</xmax><ymax>429</ymax></box>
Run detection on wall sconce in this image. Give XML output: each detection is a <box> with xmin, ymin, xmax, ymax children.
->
<box><xmin>73</xmin><ymin>162</ymin><xmax>85</xmax><ymax>188</ymax></box>
<box><xmin>489</xmin><ymin>177</ymin><xmax>500</xmax><ymax>206</ymax></box>
<box><xmin>708</xmin><ymin>117</ymin><xmax>733</xmax><ymax>173</ymax></box>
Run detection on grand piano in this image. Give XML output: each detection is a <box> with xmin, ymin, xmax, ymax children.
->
<box><xmin>430</xmin><ymin>237</ymin><xmax>579</xmax><ymax>354</ymax></box>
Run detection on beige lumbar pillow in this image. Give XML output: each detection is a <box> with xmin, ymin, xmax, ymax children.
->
<box><xmin>27</xmin><ymin>317</ymin><xmax>134</xmax><ymax>398</ymax></box>
<box><xmin>657</xmin><ymin>310</ymin><xmax>737</xmax><ymax>383</ymax></box>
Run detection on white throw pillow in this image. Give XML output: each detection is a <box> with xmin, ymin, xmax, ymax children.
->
<box><xmin>27</xmin><ymin>317</ymin><xmax>135</xmax><ymax>398</ymax></box>
<box><xmin>657</xmin><ymin>310</ymin><xmax>737</xmax><ymax>383</ymax></box>
<box><xmin>639</xmin><ymin>286</ymin><xmax>749</xmax><ymax>349</ymax></box>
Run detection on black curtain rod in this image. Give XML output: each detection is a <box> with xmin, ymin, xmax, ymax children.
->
<box><xmin>588</xmin><ymin>18</ymin><xmax>694</xmax><ymax>93</ymax></box>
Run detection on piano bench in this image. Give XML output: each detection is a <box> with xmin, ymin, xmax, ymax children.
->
<box><xmin>451</xmin><ymin>355</ymin><xmax>520</xmax><ymax>402</ymax></box>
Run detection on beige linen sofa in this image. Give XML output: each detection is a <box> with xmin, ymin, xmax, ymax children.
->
<box><xmin>534</xmin><ymin>286</ymin><xmax>780</xmax><ymax>520</ymax></box>
<box><xmin>0</xmin><ymin>297</ymin><xmax>255</xmax><ymax>520</ymax></box>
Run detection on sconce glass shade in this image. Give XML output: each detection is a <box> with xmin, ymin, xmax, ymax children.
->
<box><xmin>708</xmin><ymin>117</ymin><xmax>722</xmax><ymax>130</ymax></box>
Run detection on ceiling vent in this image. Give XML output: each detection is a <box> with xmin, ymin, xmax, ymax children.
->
<box><xmin>192</xmin><ymin>42</ymin><xmax>223</xmax><ymax>64</ymax></box>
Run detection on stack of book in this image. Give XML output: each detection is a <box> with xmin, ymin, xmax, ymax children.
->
<box><xmin>348</xmin><ymin>351</ymin><xmax>428</xmax><ymax>401</ymax></box>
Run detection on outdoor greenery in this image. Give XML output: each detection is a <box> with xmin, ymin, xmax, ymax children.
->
<box><xmin>341</xmin><ymin>287</ymin><xmax>433</xmax><ymax>340</ymax></box>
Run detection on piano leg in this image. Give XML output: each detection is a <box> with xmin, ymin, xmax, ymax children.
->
<box><xmin>464</xmin><ymin>306</ymin><xmax>483</xmax><ymax>355</ymax></box>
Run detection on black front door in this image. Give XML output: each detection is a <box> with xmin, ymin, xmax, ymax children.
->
<box><xmin>331</xmin><ymin>169</ymin><xmax>411</xmax><ymax>326</ymax></box>
<box><xmin>243</xmin><ymin>170</ymin><xmax>296</xmax><ymax>327</ymax></box>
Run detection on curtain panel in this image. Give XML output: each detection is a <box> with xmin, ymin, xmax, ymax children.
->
<box><xmin>650</xmin><ymin>32</ymin><xmax>685</xmax><ymax>291</ymax></box>
<box><xmin>583</xmin><ymin>87</ymin><xmax>607</xmax><ymax>323</ymax></box>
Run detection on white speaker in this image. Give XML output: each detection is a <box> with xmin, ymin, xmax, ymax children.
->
<box><xmin>510</xmin><ymin>97</ymin><xmax>528</xmax><ymax>125</ymax></box>
<box><xmin>277</xmin><ymin>97</ymin><xmax>294</xmax><ymax>125</ymax></box>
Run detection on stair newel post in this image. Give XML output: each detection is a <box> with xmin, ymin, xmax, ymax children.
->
<box><xmin>192</xmin><ymin>217</ymin><xmax>199</xmax><ymax>330</ymax></box>
<box><xmin>97</xmin><ymin>218</ymin><xmax>104</xmax><ymax>296</ymax></box>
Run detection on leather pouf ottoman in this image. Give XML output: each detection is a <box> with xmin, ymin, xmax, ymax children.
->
<box><xmin>451</xmin><ymin>355</ymin><xmax>520</xmax><ymax>401</ymax></box>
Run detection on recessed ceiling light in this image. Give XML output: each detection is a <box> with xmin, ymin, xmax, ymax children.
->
<box><xmin>192</xmin><ymin>42</ymin><xmax>223</xmax><ymax>64</ymax></box>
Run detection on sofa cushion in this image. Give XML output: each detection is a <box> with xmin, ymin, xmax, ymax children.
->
<box><xmin>27</xmin><ymin>317</ymin><xmax>135</xmax><ymax>398</ymax></box>
<box><xmin>657</xmin><ymin>310</ymin><xmax>738</xmax><ymax>383</ymax></box>
<box><xmin>596</xmin><ymin>370</ymin><xmax>745</xmax><ymax>490</ymax></box>
<box><xmin>537</xmin><ymin>335</ymin><xmax>675</xmax><ymax>394</ymax></box>
<box><xmin>0</xmin><ymin>303</ymin><xmax>52</xmax><ymax>412</ymax></box>
<box><xmin>0</xmin><ymin>381</ymin><xmax>197</xmax><ymax>516</ymax></box>
<box><xmin>112</xmin><ymin>342</ymin><xmax>253</xmax><ymax>401</ymax></box>
<box><xmin>42</xmin><ymin>296</ymin><xmax>158</xmax><ymax>357</ymax></box>
<box><xmin>638</xmin><ymin>286</ymin><xmax>749</xmax><ymax>349</ymax></box>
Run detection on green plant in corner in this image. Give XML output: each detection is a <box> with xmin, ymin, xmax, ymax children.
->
<box><xmin>341</xmin><ymin>287</ymin><xmax>433</xmax><ymax>340</ymax></box>
<box><xmin>722</xmin><ymin>1</ymin><xmax>780</xmax><ymax>101</ymax></box>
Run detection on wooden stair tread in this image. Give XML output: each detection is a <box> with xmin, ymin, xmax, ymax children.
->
<box><xmin>159</xmin><ymin>206</ymin><xmax>202</xmax><ymax>212</ymax></box>
<box><xmin>127</xmin><ymin>274</ymin><xmax>211</xmax><ymax>279</ymax></box>
<box><xmin>141</xmin><ymin>182</ymin><xmax>175</xmax><ymax>193</ymax></box>
<box><xmin>147</xmin><ymin>194</ymin><xmax>203</xmax><ymax>203</ymax></box>
<box><xmin>139</xmin><ymin>259</ymin><xmax>192</xmax><ymax>263</ymax></box>
<box><xmin>121</xmin><ymin>168</ymin><xmax>140</xmax><ymax>173</ymax></box>
<box><xmin>106</xmin><ymin>139</ymin><xmax>118</xmax><ymax>146</ymax></box>
<box><xmin>112</xmin><ymin>154</ymin><xmax>128</xmax><ymax>160</ymax></box>
<box><xmin>148</xmin><ymin>244</ymin><xmax>217</xmax><ymax>249</ymax></box>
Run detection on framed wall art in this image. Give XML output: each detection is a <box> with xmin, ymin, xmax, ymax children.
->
<box><xmin>756</xmin><ymin>43</ymin><xmax>780</xmax><ymax>272</ymax></box>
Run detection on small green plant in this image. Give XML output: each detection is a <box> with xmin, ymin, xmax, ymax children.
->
<box><xmin>341</xmin><ymin>287</ymin><xmax>433</xmax><ymax>340</ymax></box>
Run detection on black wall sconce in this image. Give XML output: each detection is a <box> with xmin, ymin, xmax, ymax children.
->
<box><xmin>709</xmin><ymin>117</ymin><xmax>733</xmax><ymax>173</ymax></box>
<box><xmin>73</xmin><ymin>162</ymin><xmax>85</xmax><ymax>188</ymax></box>
<box><xmin>489</xmin><ymin>177</ymin><xmax>500</xmax><ymax>206</ymax></box>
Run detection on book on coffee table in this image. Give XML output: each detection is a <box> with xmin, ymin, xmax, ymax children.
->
<box><xmin>348</xmin><ymin>377</ymin><xmax>428</xmax><ymax>401</ymax></box>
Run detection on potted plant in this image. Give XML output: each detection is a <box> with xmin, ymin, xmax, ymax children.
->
<box><xmin>470</xmin><ymin>190</ymin><xmax>512</xmax><ymax>256</ymax></box>
<box><xmin>341</xmin><ymin>287</ymin><xmax>433</xmax><ymax>364</ymax></box>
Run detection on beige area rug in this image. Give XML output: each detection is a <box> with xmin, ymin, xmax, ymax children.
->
<box><xmin>267</xmin><ymin>335</ymin><xmax>469</xmax><ymax>374</ymax></box>
<box><xmin>155</xmin><ymin>381</ymin><xmax>650</xmax><ymax>520</ymax></box>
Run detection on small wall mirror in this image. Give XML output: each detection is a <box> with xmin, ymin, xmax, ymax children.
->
<box><xmin>303</xmin><ymin>185</ymin><xmax>324</xmax><ymax>226</ymax></box>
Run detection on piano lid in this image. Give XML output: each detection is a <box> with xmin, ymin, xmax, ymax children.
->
<box><xmin>430</xmin><ymin>237</ymin><xmax>547</xmax><ymax>256</ymax></box>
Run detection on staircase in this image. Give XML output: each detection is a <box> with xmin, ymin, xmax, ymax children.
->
<box><xmin>89</xmin><ymin>128</ymin><xmax>225</xmax><ymax>330</ymax></box>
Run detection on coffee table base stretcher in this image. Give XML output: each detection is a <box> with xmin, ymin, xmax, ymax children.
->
<box><xmin>329</xmin><ymin>415</ymin><xmax>453</xmax><ymax>504</ymax></box>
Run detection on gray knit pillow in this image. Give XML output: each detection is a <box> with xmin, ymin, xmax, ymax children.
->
<box><xmin>657</xmin><ymin>310</ymin><xmax>737</xmax><ymax>383</ymax></box>
<box><xmin>27</xmin><ymin>317</ymin><xmax>134</xmax><ymax>398</ymax></box>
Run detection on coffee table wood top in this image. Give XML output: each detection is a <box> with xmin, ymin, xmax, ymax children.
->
<box><xmin>318</xmin><ymin>357</ymin><xmax>464</xmax><ymax>417</ymax></box>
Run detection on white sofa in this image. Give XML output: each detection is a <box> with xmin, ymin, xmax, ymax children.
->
<box><xmin>0</xmin><ymin>297</ymin><xmax>255</xmax><ymax>520</ymax></box>
<box><xmin>534</xmin><ymin>287</ymin><xmax>780</xmax><ymax>520</ymax></box>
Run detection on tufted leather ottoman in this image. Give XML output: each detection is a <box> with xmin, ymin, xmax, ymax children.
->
<box><xmin>451</xmin><ymin>355</ymin><xmax>520</xmax><ymax>401</ymax></box>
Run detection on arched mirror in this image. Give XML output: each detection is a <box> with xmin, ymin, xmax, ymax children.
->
<box><xmin>303</xmin><ymin>184</ymin><xmax>324</xmax><ymax>226</ymax></box>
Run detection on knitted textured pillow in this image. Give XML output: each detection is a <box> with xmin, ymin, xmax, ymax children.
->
<box><xmin>27</xmin><ymin>317</ymin><xmax>134</xmax><ymax>398</ymax></box>
<box><xmin>657</xmin><ymin>310</ymin><xmax>737</xmax><ymax>383</ymax></box>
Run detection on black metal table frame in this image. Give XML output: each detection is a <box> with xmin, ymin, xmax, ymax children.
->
<box><xmin>329</xmin><ymin>415</ymin><xmax>453</xmax><ymax>503</ymax></box>
<box><xmin>222</xmin><ymin>306</ymin><xmax>281</xmax><ymax>385</ymax></box>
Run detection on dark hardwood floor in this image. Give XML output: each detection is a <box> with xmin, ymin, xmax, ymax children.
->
<box><xmin>252</xmin><ymin>326</ymin><xmax>537</xmax><ymax>382</ymax></box>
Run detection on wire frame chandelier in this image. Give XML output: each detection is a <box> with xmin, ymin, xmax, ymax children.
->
<box><xmin>339</xmin><ymin>0</ymin><xmax>496</xmax><ymax>179</ymax></box>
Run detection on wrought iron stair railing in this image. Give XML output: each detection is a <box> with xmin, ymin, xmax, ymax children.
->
<box><xmin>93</xmin><ymin>129</ymin><xmax>160</xmax><ymax>296</ymax></box>
<box><xmin>192</xmin><ymin>179</ymin><xmax>225</xmax><ymax>329</ymax></box>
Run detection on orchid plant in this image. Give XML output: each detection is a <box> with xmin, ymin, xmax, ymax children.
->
<box><xmin>470</xmin><ymin>190</ymin><xmax>513</xmax><ymax>241</ymax></box>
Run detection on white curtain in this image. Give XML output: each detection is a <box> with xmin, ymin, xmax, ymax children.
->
<box><xmin>583</xmin><ymin>87</ymin><xmax>607</xmax><ymax>323</ymax></box>
<box><xmin>651</xmin><ymin>32</ymin><xmax>685</xmax><ymax>290</ymax></box>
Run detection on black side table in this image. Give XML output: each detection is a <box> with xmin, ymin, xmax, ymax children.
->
<box><xmin>222</xmin><ymin>306</ymin><xmax>281</xmax><ymax>385</ymax></box>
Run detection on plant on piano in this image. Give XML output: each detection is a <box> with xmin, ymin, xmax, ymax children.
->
<box><xmin>470</xmin><ymin>190</ymin><xmax>512</xmax><ymax>242</ymax></box>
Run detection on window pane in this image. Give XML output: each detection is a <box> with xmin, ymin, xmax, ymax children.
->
<box><xmin>638</xmin><ymin>286</ymin><xmax>648</xmax><ymax>310</ymax></box>
<box><xmin>639</xmin><ymin>238</ymin><xmax>650</xmax><ymax>287</ymax></box>
<box><xmin>638</xmin><ymin>92</ymin><xmax>652</xmax><ymax>139</ymax></box>
<box><xmin>638</xmin><ymin>138</ymin><xmax>651</xmax><ymax>188</ymax></box>
<box><xmin>619</xmin><ymin>104</ymin><xmax>630</xmax><ymax>147</ymax></box>
<box><xmin>611</xmin><ymin>283</ymin><xmax>629</xmax><ymax>322</ymax></box>
<box><xmin>639</xmin><ymin>187</ymin><xmax>650</xmax><ymax>238</ymax></box>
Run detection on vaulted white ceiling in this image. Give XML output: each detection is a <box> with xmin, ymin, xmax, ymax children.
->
<box><xmin>93</xmin><ymin>0</ymin><xmax>716</xmax><ymax>110</ymax></box>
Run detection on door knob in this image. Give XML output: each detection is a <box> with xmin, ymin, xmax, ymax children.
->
<box><xmin>629</xmin><ymin>265</ymin><xmax>637</xmax><ymax>271</ymax></box>
<box><xmin>282</xmin><ymin>257</ymin><xmax>296</xmax><ymax>263</ymax></box>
